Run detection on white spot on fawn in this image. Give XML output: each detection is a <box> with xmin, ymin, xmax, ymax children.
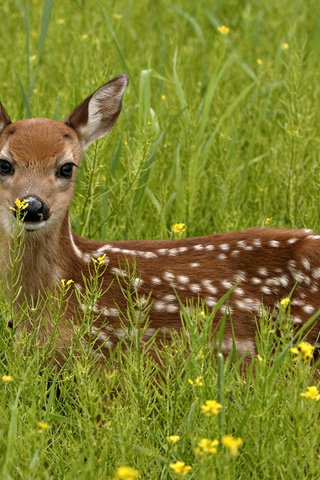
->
<box><xmin>302</xmin><ymin>305</ymin><xmax>315</xmax><ymax>314</ymax></box>
<box><xmin>178</xmin><ymin>275</ymin><xmax>190</xmax><ymax>284</ymax></box>
<box><xmin>269</xmin><ymin>240</ymin><xmax>280</xmax><ymax>247</ymax></box>
<box><xmin>258</xmin><ymin>267</ymin><xmax>268</xmax><ymax>277</ymax></box>
<box><xmin>221</xmin><ymin>279</ymin><xmax>233</xmax><ymax>289</ymax></box>
<box><xmin>190</xmin><ymin>262</ymin><xmax>200</xmax><ymax>268</ymax></box>
<box><xmin>301</xmin><ymin>257</ymin><xmax>311</xmax><ymax>270</ymax></box>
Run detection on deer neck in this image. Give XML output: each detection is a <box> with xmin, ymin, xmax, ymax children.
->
<box><xmin>0</xmin><ymin>212</ymin><xmax>82</xmax><ymax>299</ymax></box>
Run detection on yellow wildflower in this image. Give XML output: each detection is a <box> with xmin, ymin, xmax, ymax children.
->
<box><xmin>281</xmin><ymin>42</ymin><xmax>289</xmax><ymax>50</ymax></box>
<box><xmin>217</xmin><ymin>25</ymin><xmax>230</xmax><ymax>35</ymax></box>
<box><xmin>171</xmin><ymin>223</ymin><xmax>186</xmax><ymax>235</ymax></box>
<box><xmin>195</xmin><ymin>438</ymin><xmax>219</xmax><ymax>455</ymax></box>
<box><xmin>222</xmin><ymin>434</ymin><xmax>243</xmax><ymax>457</ymax></box>
<box><xmin>37</xmin><ymin>421</ymin><xmax>50</xmax><ymax>431</ymax></box>
<box><xmin>113</xmin><ymin>466</ymin><xmax>139</xmax><ymax>480</ymax></box>
<box><xmin>161</xmin><ymin>94</ymin><xmax>167</xmax><ymax>100</ymax></box>
<box><xmin>188</xmin><ymin>376</ymin><xmax>203</xmax><ymax>387</ymax></box>
<box><xmin>112</xmin><ymin>13</ymin><xmax>123</xmax><ymax>20</ymax></box>
<box><xmin>56</xmin><ymin>18</ymin><xmax>65</xmax><ymax>25</ymax></box>
<box><xmin>300</xmin><ymin>386</ymin><xmax>320</xmax><ymax>401</ymax></box>
<box><xmin>280</xmin><ymin>297</ymin><xmax>290</xmax><ymax>309</ymax></box>
<box><xmin>291</xmin><ymin>342</ymin><xmax>314</xmax><ymax>363</ymax></box>
<box><xmin>60</xmin><ymin>279</ymin><xmax>74</xmax><ymax>288</ymax></box>
<box><xmin>169</xmin><ymin>461</ymin><xmax>192</xmax><ymax>476</ymax></box>
<box><xmin>257</xmin><ymin>58</ymin><xmax>263</xmax><ymax>65</ymax></box>
<box><xmin>201</xmin><ymin>399</ymin><xmax>223</xmax><ymax>416</ymax></box>
<box><xmin>14</xmin><ymin>198</ymin><xmax>29</xmax><ymax>210</ymax></box>
<box><xmin>81</xmin><ymin>34</ymin><xmax>89</xmax><ymax>40</ymax></box>
<box><xmin>92</xmin><ymin>253</ymin><xmax>108</xmax><ymax>266</ymax></box>
<box><xmin>167</xmin><ymin>435</ymin><xmax>180</xmax><ymax>444</ymax></box>
<box><xmin>2</xmin><ymin>375</ymin><xmax>13</xmax><ymax>383</ymax></box>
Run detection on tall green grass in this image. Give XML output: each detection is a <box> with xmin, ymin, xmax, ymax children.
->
<box><xmin>0</xmin><ymin>1</ymin><xmax>320</xmax><ymax>478</ymax></box>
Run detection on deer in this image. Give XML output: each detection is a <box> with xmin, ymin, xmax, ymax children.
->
<box><xmin>0</xmin><ymin>73</ymin><xmax>319</xmax><ymax>364</ymax></box>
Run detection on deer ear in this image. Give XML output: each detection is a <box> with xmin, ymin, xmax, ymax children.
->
<box><xmin>65</xmin><ymin>74</ymin><xmax>128</xmax><ymax>148</ymax></box>
<box><xmin>0</xmin><ymin>102</ymin><xmax>12</xmax><ymax>135</ymax></box>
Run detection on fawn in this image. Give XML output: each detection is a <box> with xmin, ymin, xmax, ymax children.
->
<box><xmin>0</xmin><ymin>74</ymin><xmax>319</xmax><ymax>361</ymax></box>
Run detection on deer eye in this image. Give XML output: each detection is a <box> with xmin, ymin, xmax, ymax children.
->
<box><xmin>57</xmin><ymin>162</ymin><xmax>74</xmax><ymax>179</ymax></box>
<box><xmin>0</xmin><ymin>159</ymin><xmax>14</xmax><ymax>176</ymax></box>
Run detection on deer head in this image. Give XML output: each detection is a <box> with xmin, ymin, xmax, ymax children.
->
<box><xmin>0</xmin><ymin>74</ymin><xmax>128</xmax><ymax>236</ymax></box>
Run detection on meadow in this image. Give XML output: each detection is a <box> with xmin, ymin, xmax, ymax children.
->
<box><xmin>0</xmin><ymin>0</ymin><xmax>320</xmax><ymax>478</ymax></box>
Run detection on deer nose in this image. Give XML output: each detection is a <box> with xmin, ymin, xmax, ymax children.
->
<box><xmin>14</xmin><ymin>195</ymin><xmax>50</xmax><ymax>223</ymax></box>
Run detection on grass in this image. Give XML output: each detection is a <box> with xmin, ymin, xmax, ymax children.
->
<box><xmin>0</xmin><ymin>0</ymin><xmax>320</xmax><ymax>478</ymax></box>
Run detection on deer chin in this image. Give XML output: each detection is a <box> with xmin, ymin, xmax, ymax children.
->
<box><xmin>23</xmin><ymin>221</ymin><xmax>47</xmax><ymax>232</ymax></box>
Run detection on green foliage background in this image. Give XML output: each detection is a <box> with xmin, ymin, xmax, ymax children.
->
<box><xmin>0</xmin><ymin>1</ymin><xmax>320</xmax><ymax>479</ymax></box>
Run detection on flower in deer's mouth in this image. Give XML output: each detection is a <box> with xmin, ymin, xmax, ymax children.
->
<box><xmin>14</xmin><ymin>198</ymin><xmax>29</xmax><ymax>210</ymax></box>
<box><xmin>300</xmin><ymin>386</ymin><xmax>320</xmax><ymax>401</ymax></box>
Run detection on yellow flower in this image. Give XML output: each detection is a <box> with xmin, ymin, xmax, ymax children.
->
<box><xmin>195</xmin><ymin>438</ymin><xmax>219</xmax><ymax>455</ymax></box>
<box><xmin>113</xmin><ymin>466</ymin><xmax>139</xmax><ymax>480</ymax></box>
<box><xmin>217</xmin><ymin>25</ymin><xmax>230</xmax><ymax>35</ymax></box>
<box><xmin>171</xmin><ymin>223</ymin><xmax>186</xmax><ymax>235</ymax></box>
<box><xmin>169</xmin><ymin>461</ymin><xmax>192</xmax><ymax>476</ymax></box>
<box><xmin>2</xmin><ymin>375</ymin><xmax>13</xmax><ymax>383</ymax></box>
<box><xmin>56</xmin><ymin>18</ymin><xmax>65</xmax><ymax>25</ymax></box>
<box><xmin>167</xmin><ymin>435</ymin><xmax>180</xmax><ymax>444</ymax></box>
<box><xmin>161</xmin><ymin>94</ymin><xmax>167</xmax><ymax>101</ymax></box>
<box><xmin>112</xmin><ymin>13</ymin><xmax>123</xmax><ymax>20</ymax></box>
<box><xmin>92</xmin><ymin>253</ymin><xmax>107</xmax><ymax>266</ymax></box>
<box><xmin>281</xmin><ymin>42</ymin><xmax>289</xmax><ymax>50</ymax></box>
<box><xmin>280</xmin><ymin>297</ymin><xmax>290</xmax><ymax>309</ymax></box>
<box><xmin>60</xmin><ymin>279</ymin><xmax>74</xmax><ymax>288</ymax></box>
<box><xmin>14</xmin><ymin>198</ymin><xmax>29</xmax><ymax>210</ymax></box>
<box><xmin>300</xmin><ymin>386</ymin><xmax>320</xmax><ymax>401</ymax></box>
<box><xmin>201</xmin><ymin>399</ymin><xmax>223</xmax><ymax>416</ymax></box>
<box><xmin>257</xmin><ymin>58</ymin><xmax>263</xmax><ymax>65</ymax></box>
<box><xmin>188</xmin><ymin>376</ymin><xmax>203</xmax><ymax>387</ymax></box>
<box><xmin>291</xmin><ymin>342</ymin><xmax>314</xmax><ymax>363</ymax></box>
<box><xmin>37</xmin><ymin>421</ymin><xmax>50</xmax><ymax>431</ymax></box>
<box><xmin>221</xmin><ymin>435</ymin><xmax>243</xmax><ymax>457</ymax></box>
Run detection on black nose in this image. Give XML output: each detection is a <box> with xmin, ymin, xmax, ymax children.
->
<box><xmin>14</xmin><ymin>195</ymin><xmax>50</xmax><ymax>223</ymax></box>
